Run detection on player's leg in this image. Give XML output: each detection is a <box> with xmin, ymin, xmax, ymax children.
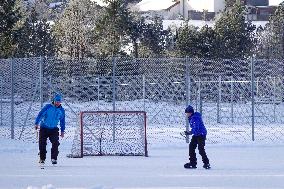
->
<box><xmin>49</xmin><ymin>128</ymin><xmax>60</xmax><ymax>164</ymax></box>
<box><xmin>184</xmin><ymin>136</ymin><xmax>198</xmax><ymax>168</ymax></box>
<box><xmin>197</xmin><ymin>135</ymin><xmax>210</xmax><ymax>169</ymax></box>
<box><xmin>39</xmin><ymin>127</ymin><xmax>48</xmax><ymax>163</ymax></box>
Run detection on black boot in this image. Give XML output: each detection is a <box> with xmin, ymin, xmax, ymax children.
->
<box><xmin>184</xmin><ymin>162</ymin><xmax>197</xmax><ymax>169</ymax></box>
<box><xmin>203</xmin><ymin>163</ymin><xmax>211</xmax><ymax>169</ymax></box>
<box><xmin>51</xmin><ymin>159</ymin><xmax>57</xmax><ymax>165</ymax></box>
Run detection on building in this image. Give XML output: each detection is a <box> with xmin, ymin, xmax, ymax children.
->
<box><xmin>135</xmin><ymin>0</ymin><xmax>181</xmax><ymax>19</ymax></box>
<box><xmin>136</xmin><ymin>0</ymin><xmax>282</xmax><ymax>21</ymax></box>
<box><xmin>136</xmin><ymin>0</ymin><xmax>226</xmax><ymax>20</ymax></box>
<box><xmin>244</xmin><ymin>0</ymin><xmax>279</xmax><ymax>21</ymax></box>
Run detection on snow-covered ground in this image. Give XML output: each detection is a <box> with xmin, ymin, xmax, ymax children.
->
<box><xmin>1</xmin><ymin>138</ymin><xmax>284</xmax><ymax>189</ymax></box>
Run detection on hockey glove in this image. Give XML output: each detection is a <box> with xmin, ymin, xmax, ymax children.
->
<box><xmin>60</xmin><ymin>132</ymin><xmax>64</xmax><ymax>138</ymax></box>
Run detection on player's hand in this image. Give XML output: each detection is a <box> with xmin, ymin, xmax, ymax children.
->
<box><xmin>60</xmin><ymin>132</ymin><xmax>64</xmax><ymax>138</ymax></box>
<box><xmin>35</xmin><ymin>125</ymin><xmax>39</xmax><ymax>130</ymax></box>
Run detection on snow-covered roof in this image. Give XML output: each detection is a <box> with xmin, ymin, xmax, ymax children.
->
<box><xmin>136</xmin><ymin>0</ymin><xmax>179</xmax><ymax>11</ymax></box>
<box><xmin>269</xmin><ymin>0</ymin><xmax>283</xmax><ymax>6</ymax></box>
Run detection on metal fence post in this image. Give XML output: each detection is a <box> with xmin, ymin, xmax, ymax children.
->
<box><xmin>112</xmin><ymin>57</ymin><xmax>116</xmax><ymax>142</ymax></box>
<box><xmin>0</xmin><ymin>76</ymin><xmax>2</xmax><ymax>127</ymax></box>
<box><xmin>48</xmin><ymin>75</ymin><xmax>52</xmax><ymax>100</ymax></box>
<box><xmin>251</xmin><ymin>57</ymin><xmax>255</xmax><ymax>141</ymax></box>
<box><xmin>273</xmin><ymin>76</ymin><xmax>276</xmax><ymax>123</ymax></box>
<box><xmin>256</xmin><ymin>77</ymin><xmax>259</xmax><ymax>97</ymax></box>
<box><xmin>198</xmin><ymin>78</ymin><xmax>202</xmax><ymax>114</ymax></box>
<box><xmin>217</xmin><ymin>76</ymin><xmax>221</xmax><ymax>123</ymax></box>
<box><xmin>97</xmin><ymin>77</ymin><xmax>100</xmax><ymax>111</ymax></box>
<box><xmin>230</xmin><ymin>76</ymin><xmax>234</xmax><ymax>123</ymax></box>
<box><xmin>10</xmin><ymin>59</ymin><xmax>14</xmax><ymax>139</ymax></box>
<box><xmin>185</xmin><ymin>57</ymin><xmax>190</xmax><ymax>143</ymax></box>
<box><xmin>142</xmin><ymin>74</ymin><xmax>146</xmax><ymax>112</ymax></box>
<box><xmin>112</xmin><ymin>57</ymin><xmax>116</xmax><ymax>111</ymax></box>
<box><xmin>40</xmin><ymin>57</ymin><xmax>43</xmax><ymax>108</ymax></box>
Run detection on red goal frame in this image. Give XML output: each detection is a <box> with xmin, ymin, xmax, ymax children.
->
<box><xmin>79</xmin><ymin>111</ymin><xmax>148</xmax><ymax>157</ymax></box>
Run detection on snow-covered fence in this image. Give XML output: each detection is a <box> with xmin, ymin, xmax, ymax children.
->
<box><xmin>0</xmin><ymin>57</ymin><xmax>284</xmax><ymax>145</ymax></box>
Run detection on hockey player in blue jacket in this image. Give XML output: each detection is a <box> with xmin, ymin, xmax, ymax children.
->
<box><xmin>184</xmin><ymin>105</ymin><xmax>210</xmax><ymax>169</ymax></box>
<box><xmin>35</xmin><ymin>94</ymin><xmax>65</xmax><ymax>165</ymax></box>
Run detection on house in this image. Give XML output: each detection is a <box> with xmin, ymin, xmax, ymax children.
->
<box><xmin>136</xmin><ymin>0</ymin><xmax>282</xmax><ymax>21</ymax></box>
<box><xmin>136</xmin><ymin>0</ymin><xmax>181</xmax><ymax>19</ymax></box>
<box><xmin>185</xmin><ymin>0</ymin><xmax>225</xmax><ymax>20</ymax></box>
<box><xmin>136</xmin><ymin>0</ymin><xmax>226</xmax><ymax>20</ymax></box>
<box><xmin>244</xmin><ymin>0</ymin><xmax>280</xmax><ymax>21</ymax></box>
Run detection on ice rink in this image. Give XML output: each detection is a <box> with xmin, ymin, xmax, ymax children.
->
<box><xmin>0</xmin><ymin>139</ymin><xmax>284</xmax><ymax>189</ymax></box>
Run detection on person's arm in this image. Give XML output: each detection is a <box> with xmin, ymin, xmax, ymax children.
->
<box><xmin>34</xmin><ymin>104</ymin><xmax>50</xmax><ymax>130</ymax></box>
<box><xmin>185</xmin><ymin>116</ymin><xmax>193</xmax><ymax>135</ymax></box>
<box><xmin>59</xmin><ymin>108</ymin><xmax>65</xmax><ymax>137</ymax></box>
<box><xmin>190</xmin><ymin>116</ymin><xmax>201</xmax><ymax>135</ymax></box>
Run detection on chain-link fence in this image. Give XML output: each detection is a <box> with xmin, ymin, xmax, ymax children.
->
<box><xmin>0</xmin><ymin>57</ymin><xmax>284</xmax><ymax>146</ymax></box>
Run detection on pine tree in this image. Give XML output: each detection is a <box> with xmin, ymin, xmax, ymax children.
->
<box><xmin>264</xmin><ymin>2</ymin><xmax>284</xmax><ymax>59</ymax></box>
<box><xmin>254</xmin><ymin>25</ymin><xmax>270</xmax><ymax>58</ymax></box>
<box><xmin>225</xmin><ymin>0</ymin><xmax>237</xmax><ymax>9</ymax></box>
<box><xmin>138</xmin><ymin>16</ymin><xmax>171</xmax><ymax>58</ymax></box>
<box><xmin>94</xmin><ymin>0</ymin><xmax>171</xmax><ymax>58</ymax></box>
<box><xmin>94</xmin><ymin>0</ymin><xmax>131</xmax><ymax>57</ymax></box>
<box><xmin>16</xmin><ymin>3</ymin><xmax>55</xmax><ymax>57</ymax></box>
<box><xmin>123</xmin><ymin>12</ymin><xmax>144</xmax><ymax>58</ymax></box>
<box><xmin>174</xmin><ymin>21</ymin><xmax>199</xmax><ymax>57</ymax></box>
<box><xmin>0</xmin><ymin>0</ymin><xmax>22</xmax><ymax>58</ymax></box>
<box><xmin>214</xmin><ymin>2</ymin><xmax>256</xmax><ymax>59</ymax></box>
<box><xmin>53</xmin><ymin>0</ymin><xmax>98</xmax><ymax>59</ymax></box>
<box><xmin>197</xmin><ymin>25</ymin><xmax>217</xmax><ymax>58</ymax></box>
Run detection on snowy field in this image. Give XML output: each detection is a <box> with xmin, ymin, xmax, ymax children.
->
<box><xmin>1</xmin><ymin>138</ymin><xmax>284</xmax><ymax>189</ymax></box>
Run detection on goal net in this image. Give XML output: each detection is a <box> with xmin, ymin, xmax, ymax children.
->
<box><xmin>69</xmin><ymin>111</ymin><xmax>148</xmax><ymax>157</ymax></box>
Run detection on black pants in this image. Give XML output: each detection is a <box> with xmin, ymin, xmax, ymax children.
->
<box><xmin>189</xmin><ymin>135</ymin><xmax>209</xmax><ymax>165</ymax></box>
<box><xmin>39</xmin><ymin>127</ymin><xmax>60</xmax><ymax>161</ymax></box>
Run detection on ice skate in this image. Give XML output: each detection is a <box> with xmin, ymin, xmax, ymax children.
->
<box><xmin>203</xmin><ymin>163</ymin><xmax>211</xmax><ymax>169</ymax></box>
<box><xmin>51</xmin><ymin>159</ymin><xmax>57</xmax><ymax>165</ymax></box>
<box><xmin>184</xmin><ymin>162</ymin><xmax>197</xmax><ymax>169</ymax></box>
<box><xmin>39</xmin><ymin>159</ymin><xmax>45</xmax><ymax>169</ymax></box>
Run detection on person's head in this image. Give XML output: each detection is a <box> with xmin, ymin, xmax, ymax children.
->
<box><xmin>53</xmin><ymin>94</ymin><xmax>62</xmax><ymax>107</ymax></box>
<box><xmin>185</xmin><ymin>105</ymin><xmax>194</xmax><ymax>117</ymax></box>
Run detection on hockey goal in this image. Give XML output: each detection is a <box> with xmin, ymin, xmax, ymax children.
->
<box><xmin>69</xmin><ymin>111</ymin><xmax>148</xmax><ymax>157</ymax></box>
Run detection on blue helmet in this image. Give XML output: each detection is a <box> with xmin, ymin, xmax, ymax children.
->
<box><xmin>53</xmin><ymin>94</ymin><xmax>62</xmax><ymax>103</ymax></box>
<box><xmin>185</xmin><ymin>105</ymin><xmax>194</xmax><ymax>113</ymax></box>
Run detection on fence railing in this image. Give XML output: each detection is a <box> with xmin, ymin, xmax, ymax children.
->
<box><xmin>0</xmin><ymin>57</ymin><xmax>283</xmax><ymax>145</ymax></box>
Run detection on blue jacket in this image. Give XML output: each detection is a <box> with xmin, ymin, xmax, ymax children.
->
<box><xmin>188</xmin><ymin>112</ymin><xmax>207</xmax><ymax>136</ymax></box>
<box><xmin>35</xmin><ymin>104</ymin><xmax>65</xmax><ymax>132</ymax></box>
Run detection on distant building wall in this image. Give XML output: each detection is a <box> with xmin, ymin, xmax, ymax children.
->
<box><xmin>188</xmin><ymin>10</ymin><xmax>215</xmax><ymax>21</ymax></box>
<box><xmin>246</xmin><ymin>0</ymin><xmax>269</xmax><ymax>6</ymax></box>
<box><xmin>214</xmin><ymin>0</ymin><xmax>225</xmax><ymax>13</ymax></box>
<box><xmin>137</xmin><ymin>0</ymin><xmax>276</xmax><ymax>21</ymax></box>
<box><xmin>187</xmin><ymin>0</ymin><xmax>225</xmax><ymax>12</ymax></box>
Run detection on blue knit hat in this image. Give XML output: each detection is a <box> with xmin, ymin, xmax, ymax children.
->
<box><xmin>53</xmin><ymin>94</ymin><xmax>62</xmax><ymax>103</ymax></box>
<box><xmin>185</xmin><ymin>105</ymin><xmax>194</xmax><ymax>113</ymax></box>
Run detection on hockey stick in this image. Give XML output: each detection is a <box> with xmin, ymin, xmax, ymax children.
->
<box><xmin>180</xmin><ymin>131</ymin><xmax>186</xmax><ymax>138</ymax></box>
<box><xmin>180</xmin><ymin>131</ymin><xmax>192</xmax><ymax>139</ymax></box>
<box><xmin>36</xmin><ymin>129</ymin><xmax>39</xmax><ymax>143</ymax></box>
